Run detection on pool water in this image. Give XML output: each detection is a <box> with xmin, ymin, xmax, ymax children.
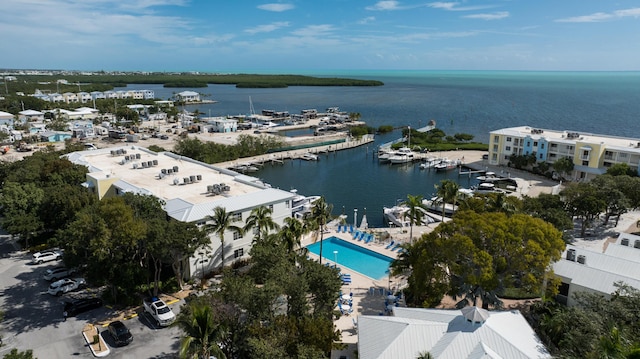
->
<box><xmin>306</xmin><ymin>236</ymin><xmax>394</xmax><ymax>280</ymax></box>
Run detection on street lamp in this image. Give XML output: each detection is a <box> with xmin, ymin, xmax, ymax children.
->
<box><xmin>333</xmin><ymin>250</ymin><xmax>338</xmax><ymax>267</ymax></box>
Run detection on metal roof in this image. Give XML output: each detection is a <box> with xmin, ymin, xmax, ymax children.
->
<box><xmin>357</xmin><ymin>307</ymin><xmax>550</xmax><ymax>359</ymax></box>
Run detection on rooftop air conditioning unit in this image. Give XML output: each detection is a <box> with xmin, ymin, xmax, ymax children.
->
<box><xmin>196</xmin><ymin>174</ymin><xmax>202</xmax><ymax>181</ymax></box>
<box><xmin>621</xmin><ymin>238</ymin><xmax>629</xmax><ymax>246</ymax></box>
<box><xmin>566</xmin><ymin>248</ymin><xmax>577</xmax><ymax>261</ymax></box>
<box><xmin>173</xmin><ymin>166</ymin><xmax>179</xmax><ymax>173</ymax></box>
<box><xmin>577</xmin><ymin>255</ymin><xmax>586</xmax><ymax>264</ymax></box>
<box><xmin>152</xmin><ymin>159</ymin><xmax>158</xmax><ymax>166</ymax></box>
<box><xmin>634</xmin><ymin>240</ymin><xmax>640</xmax><ymax>249</ymax></box>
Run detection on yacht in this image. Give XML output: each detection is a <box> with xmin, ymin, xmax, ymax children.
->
<box><xmin>388</xmin><ymin>147</ymin><xmax>415</xmax><ymax>164</ymax></box>
<box><xmin>290</xmin><ymin>190</ymin><xmax>321</xmax><ymax>217</ymax></box>
<box><xmin>423</xmin><ymin>197</ymin><xmax>458</xmax><ymax>216</ymax></box>
<box><xmin>383</xmin><ymin>205</ymin><xmax>437</xmax><ymax>228</ymax></box>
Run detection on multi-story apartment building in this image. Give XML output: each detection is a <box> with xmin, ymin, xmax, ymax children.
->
<box><xmin>489</xmin><ymin>126</ymin><xmax>640</xmax><ymax>181</ymax></box>
<box><xmin>66</xmin><ymin>146</ymin><xmax>297</xmax><ymax>280</ymax></box>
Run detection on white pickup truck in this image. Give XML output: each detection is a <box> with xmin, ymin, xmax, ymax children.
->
<box><xmin>142</xmin><ymin>297</ymin><xmax>176</xmax><ymax>327</ymax></box>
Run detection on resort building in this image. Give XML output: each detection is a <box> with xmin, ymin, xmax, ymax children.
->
<box><xmin>65</xmin><ymin>147</ymin><xmax>297</xmax><ymax>280</ymax></box>
<box><xmin>553</xmin><ymin>233</ymin><xmax>640</xmax><ymax>307</ymax></box>
<box><xmin>19</xmin><ymin>109</ymin><xmax>45</xmax><ymax>122</ymax></box>
<box><xmin>357</xmin><ymin>306</ymin><xmax>550</xmax><ymax>358</ymax></box>
<box><xmin>488</xmin><ymin>126</ymin><xmax>640</xmax><ymax>181</ymax></box>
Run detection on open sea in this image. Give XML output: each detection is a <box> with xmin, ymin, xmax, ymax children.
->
<box><xmin>117</xmin><ymin>71</ymin><xmax>640</xmax><ymax>227</ymax></box>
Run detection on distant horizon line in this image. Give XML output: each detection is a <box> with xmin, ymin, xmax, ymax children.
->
<box><xmin>2</xmin><ymin>68</ymin><xmax>640</xmax><ymax>76</ymax></box>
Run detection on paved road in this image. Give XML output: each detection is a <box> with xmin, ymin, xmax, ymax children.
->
<box><xmin>0</xmin><ymin>232</ymin><xmax>183</xmax><ymax>359</ymax></box>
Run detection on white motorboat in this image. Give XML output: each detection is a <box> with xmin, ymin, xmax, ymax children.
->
<box><xmin>476</xmin><ymin>171</ymin><xmax>502</xmax><ymax>182</ymax></box>
<box><xmin>300</xmin><ymin>153</ymin><xmax>319</xmax><ymax>161</ymax></box>
<box><xmin>378</xmin><ymin>149</ymin><xmax>396</xmax><ymax>163</ymax></box>
<box><xmin>433</xmin><ymin>158</ymin><xmax>459</xmax><ymax>171</ymax></box>
<box><xmin>423</xmin><ymin>197</ymin><xmax>457</xmax><ymax>216</ymax></box>
<box><xmin>388</xmin><ymin>147</ymin><xmax>415</xmax><ymax>164</ymax></box>
<box><xmin>474</xmin><ymin>182</ymin><xmax>504</xmax><ymax>194</ymax></box>
<box><xmin>419</xmin><ymin>157</ymin><xmax>440</xmax><ymax>169</ymax></box>
<box><xmin>290</xmin><ymin>190</ymin><xmax>321</xmax><ymax>217</ymax></box>
<box><xmin>383</xmin><ymin>205</ymin><xmax>437</xmax><ymax>228</ymax></box>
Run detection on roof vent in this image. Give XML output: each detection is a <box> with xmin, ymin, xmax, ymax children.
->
<box><xmin>634</xmin><ymin>240</ymin><xmax>640</xmax><ymax>249</ymax></box>
<box><xmin>621</xmin><ymin>238</ymin><xmax>629</xmax><ymax>246</ymax></box>
<box><xmin>577</xmin><ymin>255</ymin><xmax>586</xmax><ymax>264</ymax></box>
<box><xmin>566</xmin><ymin>248</ymin><xmax>576</xmax><ymax>261</ymax></box>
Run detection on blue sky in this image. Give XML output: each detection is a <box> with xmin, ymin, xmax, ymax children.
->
<box><xmin>2</xmin><ymin>0</ymin><xmax>639</xmax><ymax>72</ymax></box>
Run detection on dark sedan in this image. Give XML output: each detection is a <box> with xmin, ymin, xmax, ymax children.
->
<box><xmin>108</xmin><ymin>320</ymin><xmax>133</xmax><ymax>346</ymax></box>
<box><xmin>63</xmin><ymin>297</ymin><xmax>103</xmax><ymax>317</ymax></box>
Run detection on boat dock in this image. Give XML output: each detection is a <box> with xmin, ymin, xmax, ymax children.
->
<box><xmin>216</xmin><ymin>134</ymin><xmax>375</xmax><ymax>171</ymax></box>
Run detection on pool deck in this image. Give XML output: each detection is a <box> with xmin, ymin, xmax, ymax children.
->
<box><xmin>301</xmin><ymin>222</ymin><xmax>436</xmax><ymax>349</ymax></box>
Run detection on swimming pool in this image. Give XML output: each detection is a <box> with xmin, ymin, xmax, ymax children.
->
<box><xmin>305</xmin><ymin>236</ymin><xmax>394</xmax><ymax>280</ymax></box>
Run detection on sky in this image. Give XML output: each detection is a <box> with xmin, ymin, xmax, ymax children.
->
<box><xmin>2</xmin><ymin>0</ymin><xmax>639</xmax><ymax>73</ymax></box>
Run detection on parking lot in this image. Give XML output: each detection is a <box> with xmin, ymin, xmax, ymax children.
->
<box><xmin>0</xmin><ymin>231</ymin><xmax>183</xmax><ymax>359</ymax></box>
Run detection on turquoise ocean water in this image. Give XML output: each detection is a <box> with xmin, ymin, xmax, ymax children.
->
<box><xmin>118</xmin><ymin>71</ymin><xmax>640</xmax><ymax>227</ymax></box>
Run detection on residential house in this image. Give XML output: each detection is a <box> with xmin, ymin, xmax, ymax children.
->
<box><xmin>0</xmin><ymin>111</ymin><xmax>14</xmax><ymax>126</ymax></box>
<box><xmin>175</xmin><ymin>91</ymin><xmax>201</xmax><ymax>103</ymax></box>
<box><xmin>19</xmin><ymin>109</ymin><xmax>45</xmax><ymax>122</ymax></box>
<box><xmin>357</xmin><ymin>306</ymin><xmax>550</xmax><ymax>359</ymax></box>
<box><xmin>104</xmin><ymin>91</ymin><xmax>118</xmax><ymax>99</ymax></box>
<box><xmin>90</xmin><ymin>91</ymin><xmax>106</xmax><ymax>100</ymax></box>
<box><xmin>77</xmin><ymin>92</ymin><xmax>92</xmax><ymax>103</ymax></box>
<box><xmin>69</xmin><ymin>120</ymin><xmax>96</xmax><ymax>139</ymax></box>
<box><xmin>62</xmin><ymin>92</ymin><xmax>79</xmax><ymax>103</ymax></box>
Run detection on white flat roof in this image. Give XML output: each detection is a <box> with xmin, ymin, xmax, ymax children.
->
<box><xmin>66</xmin><ymin>146</ymin><xmax>295</xmax><ymax>221</ymax></box>
<box><xmin>491</xmin><ymin>126</ymin><xmax>640</xmax><ymax>150</ymax></box>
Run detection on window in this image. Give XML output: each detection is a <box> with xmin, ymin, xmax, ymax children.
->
<box><xmin>233</xmin><ymin>231</ymin><xmax>241</xmax><ymax>240</ymax></box>
<box><xmin>540</xmin><ymin>143</ymin><xmax>545</xmax><ymax>149</ymax></box>
<box><xmin>568</xmin><ymin>145</ymin><xmax>574</xmax><ymax>150</ymax></box>
<box><xmin>582</xmin><ymin>160</ymin><xmax>589</xmax><ymax>166</ymax></box>
<box><xmin>234</xmin><ymin>248</ymin><xmax>244</xmax><ymax>258</ymax></box>
<box><xmin>514</xmin><ymin>139</ymin><xmax>519</xmax><ymax>146</ymax></box>
<box><xmin>232</xmin><ymin>213</ymin><xmax>242</xmax><ymax>222</ymax></box>
<box><xmin>549</xmin><ymin>153</ymin><xmax>557</xmax><ymax>158</ymax></box>
<box><xmin>539</xmin><ymin>154</ymin><xmax>544</xmax><ymax>159</ymax></box>
<box><xmin>493</xmin><ymin>135</ymin><xmax>499</xmax><ymax>143</ymax></box>
<box><xmin>505</xmin><ymin>146</ymin><xmax>511</xmax><ymax>151</ymax></box>
<box><xmin>550</xmin><ymin>143</ymin><xmax>558</xmax><ymax>148</ymax></box>
<box><xmin>493</xmin><ymin>145</ymin><xmax>498</xmax><ymax>151</ymax></box>
<box><xmin>526</xmin><ymin>141</ymin><xmax>531</xmax><ymax>147</ymax></box>
<box><xmin>506</xmin><ymin>137</ymin><xmax>512</xmax><ymax>142</ymax></box>
<box><xmin>268</xmin><ymin>204</ymin><xmax>274</xmax><ymax>212</ymax></box>
<box><xmin>620</xmin><ymin>152</ymin><xmax>628</xmax><ymax>158</ymax></box>
<box><xmin>286</xmin><ymin>200</ymin><xmax>290</xmax><ymax>209</ymax></box>
<box><xmin>533</xmin><ymin>141</ymin><xmax>538</xmax><ymax>147</ymax></box>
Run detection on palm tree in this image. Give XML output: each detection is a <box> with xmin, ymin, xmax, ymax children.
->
<box><xmin>310</xmin><ymin>196</ymin><xmax>333</xmax><ymax>265</ymax></box>
<box><xmin>435</xmin><ymin>179</ymin><xmax>460</xmax><ymax>221</ymax></box>
<box><xmin>204</xmin><ymin>206</ymin><xmax>243</xmax><ymax>270</ymax></box>
<box><xmin>416</xmin><ymin>352</ymin><xmax>434</xmax><ymax>359</ymax></box>
<box><xmin>175</xmin><ymin>302</ymin><xmax>227</xmax><ymax>359</ymax></box>
<box><xmin>243</xmin><ymin>205</ymin><xmax>280</xmax><ymax>244</ymax></box>
<box><xmin>280</xmin><ymin>217</ymin><xmax>307</xmax><ymax>255</ymax></box>
<box><xmin>401</xmin><ymin>194</ymin><xmax>428</xmax><ymax>243</ymax></box>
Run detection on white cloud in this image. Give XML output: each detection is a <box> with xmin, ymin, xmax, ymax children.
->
<box><xmin>556</xmin><ymin>8</ymin><xmax>640</xmax><ymax>23</ymax></box>
<box><xmin>358</xmin><ymin>16</ymin><xmax>376</xmax><ymax>24</ymax></box>
<box><xmin>366</xmin><ymin>1</ymin><xmax>401</xmax><ymax>11</ymax></box>
<box><xmin>428</xmin><ymin>2</ymin><xmax>494</xmax><ymax>12</ymax></box>
<box><xmin>463</xmin><ymin>11</ymin><xmax>509</xmax><ymax>20</ymax></box>
<box><xmin>245</xmin><ymin>21</ymin><xmax>290</xmax><ymax>34</ymax></box>
<box><xmin>257</xmin><ymin>3</ymin><xmax>294</xmax><ymax>12</ymax></box>
<box><xmin>291</xmin><ymin>24</ymin><xmax>335</xmax><ymax>37</ymax></box>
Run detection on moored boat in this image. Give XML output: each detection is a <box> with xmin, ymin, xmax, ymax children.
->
<box><xmin>383</xmin><ymin>205</ymin><xmax>437</xmax><ymax>227</ymax></box>
<box><xmin>433</xmin><ymin>158</ymin><xmax>459</xmax><ymax>171</ymax></box>
<box><xmin>300</xmin><ymin>153</ymin><xmax>319</xmax><ymax>161</ymax></box>
<box><xmin>388</xmin><ymin>147</ymin><xmax>416</xmax><ymax>164</ymax></box>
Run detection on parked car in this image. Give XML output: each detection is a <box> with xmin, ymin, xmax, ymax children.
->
<box><xmin>63</xmin><ymin>297</ymin><xmax>103</xmax><ymax>316</ymax></box>
<box><xmin>43</xmin><ymin>267</ymin><xmax>76</xmax><ymax>281</ymax></box>
<box><xmin>107</xmin><ymin>320</ymin><xmax>133</xmax><ymax>346</ymax></box>
<box><xmin>48</xmin><ymin>277</ymin><xmax>86</xmax><ymax>296</ymax></box>
<box><xmin>32</xmin><ymin>250</ymin><xmax>62</xmax><ymax>264</ymax></box>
